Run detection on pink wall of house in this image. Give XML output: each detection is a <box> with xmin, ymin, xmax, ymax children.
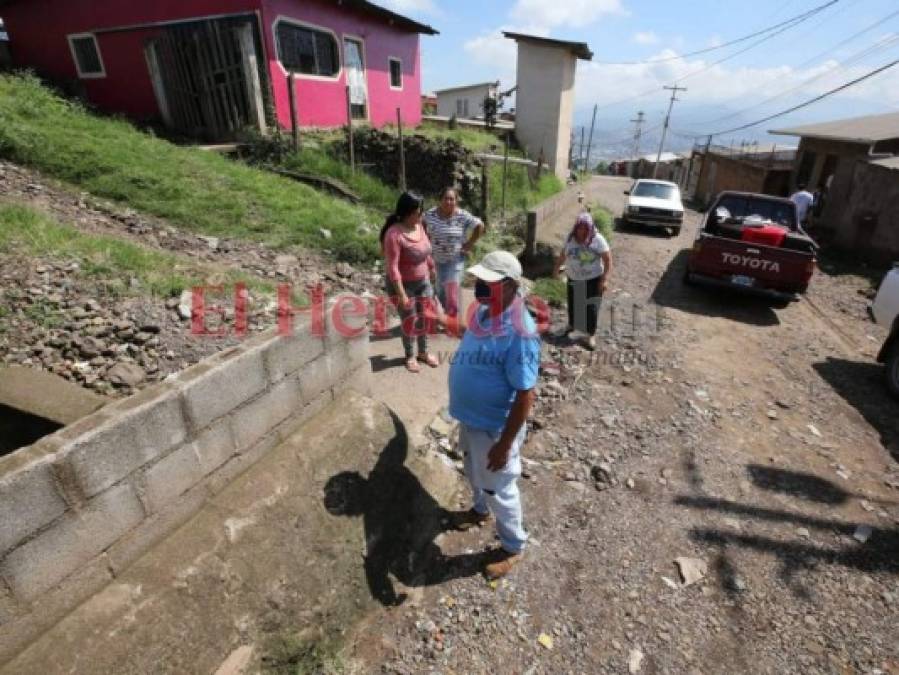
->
<box><xmin>1</xmin><ymin>0</ymin><xmax>260</xmax><ymax>121</ymax></box>
<box><xmin>2</xmin><ymin>0</ymin><xmax>425</xmax><ymax>131</ymax></box>
<box><xmin>260</xmin><ymin>0</ymin><xmax>424</xmax><ymax>129</ymax></box>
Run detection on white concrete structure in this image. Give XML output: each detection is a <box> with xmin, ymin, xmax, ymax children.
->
<box><xmin>434</xmin><ymin>81</ymin><xmax>498</xmax><ymax>120</ymax></box>
<box><xmin>504</xmin><ymin>32</ymin><xmax>592</xmax><ymax>180</ymax></box>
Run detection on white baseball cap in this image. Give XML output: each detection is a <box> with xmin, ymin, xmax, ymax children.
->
<box><xmin>467</xmin><ymin>250</ymin><xmax>523</xmax><ymax>282</ymax></box>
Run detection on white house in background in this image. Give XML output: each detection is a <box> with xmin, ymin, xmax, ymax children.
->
<box><xmin>503</xmin><ymin>31</ymin><xmax>593</xmax><ymax>180</ymax></box>
<box><xmin>434</xmin><ymin>81</ymin><xmax>498</xmax><ymax>120</ymax></box>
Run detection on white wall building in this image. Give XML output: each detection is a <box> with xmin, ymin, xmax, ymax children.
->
<box><xmin>434</xmin><ymin>81</ymin><xmax>498</xmax><ymax>120</ymax></box>
<box><xmin>503</xmin><ymin>32</ymin><xmax>592</xmax><ymax>180</ymax></box>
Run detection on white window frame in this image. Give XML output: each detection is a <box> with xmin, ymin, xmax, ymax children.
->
<box><xmin>271</xmin><ymin>15</ymin><xmax>342</xmax><ymax>81</ymax></box>
<box><xmin>67</xmin><ymin>33</ymin><xmax>106</xmax><ymax>79</ymax></box>
<box><xmin>388</xmin><ymin>57</ymin><xmax>403</xmax><ymax>90</ymax></box>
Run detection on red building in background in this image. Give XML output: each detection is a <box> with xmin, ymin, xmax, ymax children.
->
<box><xmin>0</xmin><ymin>0</ymin><xmax>437</xmax><ymax>140</ymax></box>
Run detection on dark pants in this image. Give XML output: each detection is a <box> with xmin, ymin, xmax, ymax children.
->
<box><xmin>386</xmin><ymin>278</ymin><xmax>433</xmax><ymax>358</ymax></box>
<box><xmin>567</xmin><ymin>276</ymin><xmax>603</xmax><ymax>335</ymax></box>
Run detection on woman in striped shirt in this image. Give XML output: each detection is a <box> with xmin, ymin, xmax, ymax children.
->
<box><xmin>423</xmin><ymin>187</ymin><xmax>485</xmax><ymax>317</ymax></box>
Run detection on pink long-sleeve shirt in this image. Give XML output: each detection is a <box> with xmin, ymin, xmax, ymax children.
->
<box><xmin>383</xmin><ymin>224</ymin><xmax>435</xmax><ymax>283</ymax></box>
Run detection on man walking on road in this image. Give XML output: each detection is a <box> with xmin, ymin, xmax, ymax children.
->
<box><xmin>431</xmin><ymin>251</ymin><xmax>541</xmax><ymax>579</ymax></box>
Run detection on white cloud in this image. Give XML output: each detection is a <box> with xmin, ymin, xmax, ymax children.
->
<box><xmin>375</xmin><ymin>0</ymin><xmax>437</xmax><ymax>15</ymax></box>
<box><xmin>462</xmin><ymin>24</ymin><xmax>549</xmax><ymax>88</ymax></box>
<box><xmin>510</xmin><ymin>0</ymin><xmax>626</xmax><ymax>29</ymax></box>
<box><xmin>633</xmin><ymin>31</ymin><xmax>659</xmax><ymax>45</ymax></box>
<box><xmin>575</xmin><ymin>51</ymin><xmax>899</xmax><ymax>133</ymax></box>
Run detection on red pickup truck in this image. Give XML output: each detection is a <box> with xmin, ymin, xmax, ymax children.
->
<box><xmin>684</xmin><ymin>191</ymin><xmax>818</xmax><ymax>299</ymax></box>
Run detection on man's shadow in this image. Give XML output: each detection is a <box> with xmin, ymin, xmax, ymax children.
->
<box><xmin>324</xmin><ymin>411</ymin><xmax>491</xmax><ymax>606</ymax></box>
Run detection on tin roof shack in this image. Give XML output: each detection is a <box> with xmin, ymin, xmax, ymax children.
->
<box><xmin>434</xmin><ymin>81</ymin><xmax>498</xmax><ymax>120</ymax></box>
<box><xmin>830</xmin><ymin>156</ymin><xmax>899</xmax><ymax>263</ymax></box>
<box><xmin>633</xmin><ymin>152</ymin><xmax>687</xmax><ymax>182</ymax></box>
<box><xmin>687</xmin><ymin>143</ymin><xmax>797</xmax><ymax>207</ymax></box>
<box><xmin>503</xmin><ymin>32</ymin><xmax>592</xmax><ymax>180</ymax></box>
<box><xmin>771</xmin><ymin>112</ymin><xmax>899</xmax><ymax>241</ymax></box>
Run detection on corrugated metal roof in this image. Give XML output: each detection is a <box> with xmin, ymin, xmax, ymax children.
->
<box><xmin>502</xmin><ymin>31</ymin><xmax>593</xmax><ymax>60</ymax></box>
<box><xmin>770</xmin><ymin>111</ymin><xmax>899</xmax><ymax>143</ymax></box>
<box><xmin>434</xmin><ymin>82</ymin><xmax>498</xmax><ymax>95</ymax></box>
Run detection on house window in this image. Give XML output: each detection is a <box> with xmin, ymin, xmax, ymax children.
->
<box><xmin>276</xmin><ymin>21</ymin><xmax>339</xmax><ymax>77</ymax></box>
<box><xmin>456</xmin><ymin>99</ymin><xmax>469</xmax><ymax>117</ymax></box>
<box><xmin>389</xmin><ymin>58</ymin><xmax>402</xmax><ymax>89</ymax></box>
<box><xmin>67</xmin><ymin>34</ymin><xmax>105</xmax><ymax>79</ymax></box>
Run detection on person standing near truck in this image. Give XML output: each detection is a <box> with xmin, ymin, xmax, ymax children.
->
<box><xmin>423</xmin><ymin>187</ymin><xmax>485</xmax><ymax>317</ymax></box>
<box><xmin>790</xmin><ymin>183</ymin><xmax>815</xmax><ymax>226</ymax></box>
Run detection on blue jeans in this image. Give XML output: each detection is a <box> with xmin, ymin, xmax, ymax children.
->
<box><xmin>435</xmin><ymin>259</ymin><xmax>464</xmax><ymax>317</ymax></box>
<box><xmin>459</xmin><ymin>423</ymin><xmax>528</xmax><ymax>554</ymax></box>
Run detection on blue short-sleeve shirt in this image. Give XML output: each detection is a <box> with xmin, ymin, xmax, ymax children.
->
<box><xmin>448</xmin><ymin>297</ymin><xmax>541</xmax><ymax>433</ymax></box>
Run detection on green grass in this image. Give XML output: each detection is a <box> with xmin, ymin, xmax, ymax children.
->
<box><xmin>0</xmin><ymin>73</ymin><xmax>378</xmax><ymax>263</ymax></box>
<box><xmin>488</xmin><ymin>164</ymin><xmax>563</xmax><ymax>217</ymax></box>
<box><xmin>0</xmin><ymin>202</ymin><xmax>272</xmax><ymax>298</ymax></box>
<box><xmin>415</xmin><ymin>122</ymin><xmax>504</xmax><ymax>153</ymax></box>
<box><xmin>532</xmin><ymin>277</ymin><xmax>567</xmax><ymax>307</ymax></box>
<box><xmin>591</xmin><ymin>205</ymin><xmax>614</xmax><ymax>242</ymax></box>
<box><xmin>281</xmin><ymin>146</ymin><xmax>397</xmax><ymax>214</ymax></box>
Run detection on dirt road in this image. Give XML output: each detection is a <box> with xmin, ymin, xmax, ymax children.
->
<box><xmin>351</xmin><ymin>176</ymin><xmax>899</xmax><ymax>674</ymax></box>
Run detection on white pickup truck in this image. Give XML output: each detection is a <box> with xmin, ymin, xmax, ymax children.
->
<box><xmin>873</xmin><ymin>265</ymin><xmax>899</xmax><ymax>397</ymax></box>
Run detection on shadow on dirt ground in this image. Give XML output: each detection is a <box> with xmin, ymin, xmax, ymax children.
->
<box><xmin>812</xmin><ymin>357</ymin><xmax>899</xmax><ymax>462</ymax></box>
<box><xmin>651</xmin><ymin>249</ymin><xmax>782</xmax><ymax>327</ymax></box>
<box><xmin>675</xmin><ymin>464</ymin><xmax>899</xmax><ymax>600</ymax></box>
<box><xmin>324</xmin><ymin>411</ymin><xmax>491</xmax><ymax>606</ymax></box>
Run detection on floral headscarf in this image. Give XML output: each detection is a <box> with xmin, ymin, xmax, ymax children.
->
<box><xmin>567</xmin><ymin>212</ymin><xmax>596</xmax><ymax>245</ymax></box>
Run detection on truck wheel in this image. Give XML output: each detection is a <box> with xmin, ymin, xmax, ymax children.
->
<box><xmin>670</xmin><ymin>226</ymin><xmax>682</xmax><ymax>237</ymax></box>
<box><xmin>887</xmin><ymin>342</ymin><xmax>899</xmax><ymax>399</ymax></box>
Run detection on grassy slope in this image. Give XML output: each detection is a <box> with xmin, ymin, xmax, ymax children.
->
<box><xmin>0</xmin><ymin>74</ymin><xmax>378</xmax><ymax>262</ymax></box>
<box><xmin>0</xmin><ymin>202</ymin><xmax>271</xmax><ymax>298</ymax></box>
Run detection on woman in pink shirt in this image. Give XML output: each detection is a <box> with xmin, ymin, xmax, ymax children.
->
<box><xmin>380</xmin><ymin>192</ymin><xmax>439</xmax><ymax>373</ymax></box>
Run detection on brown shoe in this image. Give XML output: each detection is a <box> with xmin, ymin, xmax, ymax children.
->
<box><xmin>451</xmin><ymin>508</ymin><xmax>491</xmax><ymax>531</ymax></box>
<box><xmin>484</xmin><ymin>549</ymin><xmax>523</xmax><ymax>580</ymax></box>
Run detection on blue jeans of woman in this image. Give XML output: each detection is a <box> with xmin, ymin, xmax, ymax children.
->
<box><xmin>386</xmin><ymin>278</ymin><xmax>433</xmax><ymax>358</ymax></box>
<box><xmin>435</xmin><ymin>259</ymin><xmax>464</xmax><ymax>317</ymax></box>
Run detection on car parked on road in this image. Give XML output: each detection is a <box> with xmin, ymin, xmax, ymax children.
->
<box><xmin>622</xmin><ymin>179</ymin><xmax>685</xmax><ymax>236</ymax></box>
<box><xmin>873</xmin><ymin>265</ymin><xmax>899</xmax><ymax>397</ymax></box>
<box><xmin>684</xmin><ymin>191</ymin><xmax>818</xmax><ymax>300</ymax></box>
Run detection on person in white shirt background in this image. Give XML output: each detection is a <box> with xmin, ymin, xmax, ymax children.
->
<box><xmin>790</xmin><ymin>183</ymin><xmax>815</xmax><ymax>227</ymax></box>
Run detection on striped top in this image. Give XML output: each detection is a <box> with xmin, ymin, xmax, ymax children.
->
<box><xmin>423</xmin><ymin>207</ymin><xmax>482</xmax><ymax>264</ymax></box>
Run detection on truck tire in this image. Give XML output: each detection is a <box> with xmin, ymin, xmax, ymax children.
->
<box><xmin>670</xmin><ymin>226</ymin><xmax>682</xmax><ymax>237</ymax></box>
<box><xmin>887</xmin><ymin>342</ymin><xmax>899</xmax><ymax>399</ymax></box>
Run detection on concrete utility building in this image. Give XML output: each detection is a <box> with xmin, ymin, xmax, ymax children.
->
<box><xmin>503</xmin><ymin>31</ymin><xmax>593</xmax><ymax>180</ymax></box>
<box><xmin>434</xmin><ymin>81</ymin><xmax>498</xmax><ymax>120</ymax></box>
<box><xmin>772</xmin><ymin>112</ymin><xmax>899</xmax><ymax>261</ymax></box>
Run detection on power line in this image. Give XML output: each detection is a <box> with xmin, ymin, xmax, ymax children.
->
<box><xmin>705</xmin><ymin>58</ymin><xmax>899</xmax><ymax>138</ymax></box>
<box><xmin>594</xmin><ymin>0</ymin><xmax>839</xmax><ymax>65</ymax></box>
<box><xmin>681</xmin><ymin>29</ymin><xmax>899</xmax><ymax>131</ymax></box>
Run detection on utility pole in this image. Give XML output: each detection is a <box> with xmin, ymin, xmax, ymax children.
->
<box><xmin>630</xmin><ymin>111</ymin><xmax>645</xmax><ymax>160</ymax></box>
<box><xmin>578</xmin><ymin>127</ymin><xmax>586</xmax><ymax>171</ymax></box>
<box><xmin>586</xmin><ymin>104</ymin><xmax>598</xmax><ymax>173</ymax></box>
<box><xmin>653</xmin><ymin>85</ymin><xmax>687</xmax><ymax>178</ymax></box>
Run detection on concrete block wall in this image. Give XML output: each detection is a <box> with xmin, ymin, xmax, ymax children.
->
<box><xmin>0</xmin><ymin>313</ymin><xmax>370</xmax><ymax>664</ymax></box>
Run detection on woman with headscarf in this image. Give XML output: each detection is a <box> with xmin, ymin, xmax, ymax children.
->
<box><xmin>380</xmin><ymin>191</ymin><xmax>439</xmax><ymax>373</ymax></box>
<box><xmin>553</xmin><ymin>212</ymin><xmax>612</xmax><ymax>350</ymax></box>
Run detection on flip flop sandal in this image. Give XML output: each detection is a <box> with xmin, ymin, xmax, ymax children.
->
<box><xmin>417</xmin><ymin>353</ymin><xmax>439</xmax><ymax>368</ymax></box>
<box><xmin>405</xmin><ymin>357</ymin><xmax>421</xmax><ymax>373</ymax></box>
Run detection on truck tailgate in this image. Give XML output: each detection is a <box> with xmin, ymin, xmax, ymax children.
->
<box><xmin>689</xmin><ymin>234</ymin><xmax>815</xmax><ymax>292</ymax></box>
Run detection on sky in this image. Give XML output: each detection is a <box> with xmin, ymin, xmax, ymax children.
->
<box><xmin>379</xmin><ymin>0</ymin><xmax>899</xmax><ymax>157</ymax></box>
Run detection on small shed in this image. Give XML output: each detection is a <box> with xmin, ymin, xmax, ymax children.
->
<box><xmin>503</xmin><ymin>31</ymin><xmax>593</xmax><ymax>180</ymax></box>
<box><xmin>434</xmin><ymin>81</ymin><xmax>498</xmax><ymax>120</ymax></box>
<box><xmin>686</xmin><ymin>143</ymin><xmax>797</xmax><ymax>205</ymax></box>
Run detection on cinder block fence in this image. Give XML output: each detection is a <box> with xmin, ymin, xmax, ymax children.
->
<box><xmin>0</xmin><ymin>313</ymin><xmax>370</xmax><ymax>663</ymax></box>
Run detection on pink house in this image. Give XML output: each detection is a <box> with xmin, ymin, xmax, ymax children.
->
<box><xmin>0</xmin><ymin>0</ymin><xmax>437</xmax><ymax>140</ymax></box>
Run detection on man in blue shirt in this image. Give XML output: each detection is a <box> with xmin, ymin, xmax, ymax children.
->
<box><xmin>436</xmin><ymin>251</ymin><xmax>541</xmax><ymax>579</ymax></box>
